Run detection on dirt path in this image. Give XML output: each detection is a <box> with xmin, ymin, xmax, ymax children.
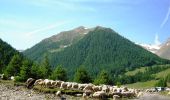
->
<box><xmin>134</xmin><ymin>93</ymin><xmax>170</xmax><ymax>100</ymax></box>
<box><xmin>0</xmin><ymin>82</ymin><xmax>83</xmax><ymax>100</ymax></box>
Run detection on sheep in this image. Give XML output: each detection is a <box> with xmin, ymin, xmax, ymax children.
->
<box><xmin>102</xmin><ymin>85</ymin><xmax>110</xmax><ymax>93</ymax></box>
<box><xmin>92</xmin><ymin>85</ymin><xmax>102</xmax><ymax>92</ymax></box>
<box><xmin>83</xmin><ymin>83</ymin><xmax>94</xmax><ymax>91</ymax></box>
<box><xmin>34</xmin><ymin>79</ymin><xmax>44</xmax><ymax>87</ymax></box>
<box><xmin>66</xmin><ymin>82</ymin><xmax>72</xmax><ymax>89</ymax></box>
<box><xmin>136</xmin><ymin>92</ymin><xmax>143</xmax><ymax>98</ymax></box>
<box><xmin>78</xmin><ymin>84</ymin><xmax>87</xmax><ymax>90</ymax></box>
<box><xmin>71</xmin><ymin>82</ymin><xmax>78</xmax><ymax>89</ymax></box>
<box><xmin>10</xmin><ymin>76</ymin><xmax>15</xmax><ymax>81</ymax></box>
<box><xmin>25</xmin><ymin>78</ymin><xmax>36</xmax><ymax>89</ymax></box>
<box><xmin>54</xmin><ymin>80</ymin><xmax>63</xmax><ymax>88</ymax></box>
<box><xmin>92</xmin><ymin>91</ymin><xmax>107</xmax><ymax>99</ymax></box>
<box><xmin>122</xmin><ymin>87</ymin><xmax>129</xmax><ymax>92</ymax></box>
<box><xmin>60</xmin><ymin>82</ymin><xmax>68</xmax><ymax>89</ymax></box>
<box><xmin>121</xmin><ymin>92</ymin><xmax>136</xmax><ymax>98</ymax></box>
<box><xmin>113</xmin><ymin>95</ymin><xmax>120</xmax><ymax>100</ymax></box>
<box><xmin>56</xmin><ymin>91</ymin><xmax>62</xmax><ymax>97</ymax></box>
<box><xmin>0</xmin><ymin>74</ymin><xmax>4</xmax><ymax>79</ymax></box>
<box><xmin>84</xmin><ymin>90</ymin><xmax>93</xmax><ymax>96</ymax></box>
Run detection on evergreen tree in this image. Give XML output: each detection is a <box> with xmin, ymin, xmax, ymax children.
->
<box><xmin>0</xmin><ymin>38</ymin><xmax>18</xmax><ymax>72</ymax></box>
<box><xmin>155</xmin><ymin>78</ymin><xmax>167</xmax><ymax>87</ymax></box>
<box><xmin>30</xmin><ymin>63</ymin><xmax>40</xmax><ymax>79</ymax></box>
<box><xmin>94</xmin><ymin>70</ymin><xmax>112</xmax><ymax>85</ymax></box>
<box><xmin>16</xmin><ymin>59</ymin><xmax>32</xmax><ymax>82</ymax></box>
<box><xmin>4</xmin><ymin>54</ymin><xmax>22</xmax><ymax>78</ymax></box>
<box><xmin>37</xmin><ymin>56</ymin><xmax>52</xmax><ymax>79</ymax></box>
<box><xmin>49</xmin><ymin>65</ymin><xmax>67</xmax><ymax>81</ymax></box>
<box><xmin>42</xmin><ymin>56</ymin><xmax>51</xmax><ymax>75</ymax></box>
<box><xmin>74</xmin><ymin>66</ymin><xmax>91</xmax><ymax>83</ymax></box>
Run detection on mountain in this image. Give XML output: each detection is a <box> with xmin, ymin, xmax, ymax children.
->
<box><xmin>137</xmin><ymin>43</ymin><xmax>161</xmax><ymax>53</ymax></box>
<box><xmin>157</xmin><ymin>38</ymin><xmax>170</xmax><ymax>60</ymax></box>
<box><xmin>0</xmin><ymin>38</ymin><xmax>19</xmax><ymax>72</ymax></box>
<box><xmin>24</xmin><ymin>26</ymin><xmax>94</xmax><ymax>62</ymax></box>
<box><xmin>24</xmin><ymin>26</ymin><xmax>170</xmax><ymax>80</ymax></box>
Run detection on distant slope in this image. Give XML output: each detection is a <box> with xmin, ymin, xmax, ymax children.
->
<box><xmin>23</xmin><ymin>26</ymin><xmax>93</xmax><ymax>62</ymax></box>
<box><xmin>0</xmin><ymin>38</ymin><xmax>18</xmax><ymax>72</ymax></box>
<box><xmin>157</xmin><ymin>38</ymin><xmax>170</xmax><ymax>60</ymax></box>
<box><xmin>138</xmin><ymin>43</ymin><xmax>161</xmax><ymax>53</ymax></box>
<box><xmin>47</xmin><ymin>27</ymin><xmax>169</xmax><ymax>79</ymax></box>
<box><xmin>125</xmin><ymin>64</ymin><xmax>170</xmax><ymax>88</ymax></box>
<box><xmin>23</xmin><ymin>26</ymin><xmax>170</xmax><ymax>80</ymax></box>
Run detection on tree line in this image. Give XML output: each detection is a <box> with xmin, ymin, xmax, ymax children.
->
<box><xmin>2</xmin><ymin>54</ymin><xmax>113</xmax><ymax>85</ymax></box>
<box><xmin>3</xmin><ymin>53</ymin><xmax>170</xmax><ymax>86</ymax></box>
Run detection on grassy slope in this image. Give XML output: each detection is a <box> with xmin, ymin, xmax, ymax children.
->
<box><xmin>125</xmin><ymin>80</ymin><xmax>158</xmax><ymax>89</ymax></box>
<box><xmin>155</xmin><ymin>68</ymin><xmax>170</xmax><ymax>78</ymax></box>
<box><xmin>125</xmin><ymin>67</ymin><xmax>146</xmax><ymax>76</ymax></box>
<box><xmin>125</xmin><ymin>65</ymin><xmax>170</xmax><ymax>88</ymax></box>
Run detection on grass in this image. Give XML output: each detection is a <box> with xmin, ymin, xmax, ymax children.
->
<box><xmin>0</xmin><ymin>80</ymin><xmax>14</xmax><ymax>85</ymax></box>
<box><xmin>125</xmin><ymin>67</ymin><xmax>146</xmax><ymax>76</ymax></box>
<box><xmin>125</xmin><ymin>64</ymin><xmax>170</xmax><ymax>76</ymax></box>
<box><xmin>125</xmin><ymin>80</ymin><xmax>158</xmax><ymax>89</ymax></box>
<box><xmin>155</xmin><ymin>68</ymin><xmax>170</xmax><ymax>79</ymax></box>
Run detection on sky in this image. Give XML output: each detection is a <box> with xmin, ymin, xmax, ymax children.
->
<box><xmin>0</xmin><ymin>0</ymin><xmax>170</xmax><ymax>50</ymax></box>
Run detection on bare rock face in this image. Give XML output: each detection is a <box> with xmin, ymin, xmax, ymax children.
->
<box><xmin>156</xmin><ymin>38</ymin><xmax>170</xmax><ymax>60</ymax></box>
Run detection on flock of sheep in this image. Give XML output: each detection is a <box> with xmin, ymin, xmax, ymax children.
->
<box><xmin>26</xmin><ymin>78</ymin><xmax>143</xmax><ymax>99</ymax></box>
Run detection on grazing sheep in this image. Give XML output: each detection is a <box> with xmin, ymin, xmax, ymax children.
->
<box><xmin>122</xmin><ymin>87</ymin><xmax>128</xmax><ymax>92</ymax></box>
<box><xmin>56</xmin><ymin>91</ymin><xmax>62</xmax><ymax>97</ymax></box>
<box><xmin>92</xmin><ymin>86</ymin><xmax>102</xmax><ymax>92</ymax></box>
<box><xmin>66</xmin><ymin>82</ymin><xmax>72</xmax><ymax>89</ymax></box>
<box><xmin>93</xmin><ymin>91</ymin><xmax>107</xmax><ymax>98</ymax></box>
<box><xmin>83</xmin><ymin>83</ymin><xmax>94</xmax><ymax>91</ymax></box>
<box><xmin>113</xmin><ymin>95</ymin><xmax>120</xmax><ymax>100</ymax></box>
<box><xmin>84</xmin><ymin>90</ymin><xmax>93</xmax><ymax>96</ymax></box>
<box><xmin>71</xmin><ymin>82</ymin><xmax>78</xmax><ymax>89</ymax></box>
<box><xmin>10</xmin><ymin>76</ymin><xmax>15</xmax><ymax>81</ymax></box>
<box><xmin>78</xmin><ymin>84</ymin><xmax>87</xmax><ymax>90</ymax></box>
<box><xmin>54</xmin><ymin>80</ymin><xmax>63</xmax><ymax>88</ymax></box>
<box><xmin>60</xmin><ymin>82</ymin><xmax>68</xmax><ymax>89</ymax></box>
<box><xmin>26</xmin><ymin>78</ymin><xmax>36</xmax><ymax>89</ymax></box>
<box><xmin>83</xmin><ymin>93</ymin><xmax>87</xmax><ymax>98</ymax></box>
<box><xmin>102</xmin><ymin>85</ymin><xmax>110</xmax><ymax>93</ymax></box>
<box><xmin>75</xmin><ymin>94</ymin><xmax>82</xmax><ymax>97</ymax></box>
<box><xmin>0</xmin><ymin>74</ymin><xmax>4</xmax><ymax>79</ymax></box>
<box><xmin>136</xmin><ymin>92</ymin><xmax>143</xmax><ymax>98</ymax></box>
<box><xmin>121</xmin><ymin>92</ymin><xmax>135</xmax><ymax>98</ymax></box>
<box><xmin>34</xmin><ymin>79</ymin><xmax>44</xmax><ymax>87</ymax></box>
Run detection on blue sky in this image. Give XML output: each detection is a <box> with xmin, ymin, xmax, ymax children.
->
<box><xmin>0</xmin><ymin>0</ymin><xmax>170</xmax><ymax>50</ymax></box>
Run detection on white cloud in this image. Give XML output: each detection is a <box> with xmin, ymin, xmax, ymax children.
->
<box><xmin>160</xmin><ymin>6</ymin><xmax>170</xmax><ymax>28</ymax></box>
<box><xmin>24</xmin><ymin>20</ymin><xmax>72</xmax><ymax>38</ymax></box>
<box><xmin>20</xmin><ymin>0</ymin><xmax>96</xmax><ymax>12</ymax></box>
<box><xmin>154</xmin><ymin>33</ymin><xmax>161</xmax><ymax>45</ymax></box>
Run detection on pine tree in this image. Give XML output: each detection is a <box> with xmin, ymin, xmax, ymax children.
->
<box><xmin>49</xmin><ymin>65</ymin><xmax>67</xmax><ymax>81</ymax></box>
<box><xmin>4</xmin><ymin>54</ymin><xmax>22</xmax><ymax>78</ymax></box>
<box><xmin>30</xmin><ymin>63</ymin><xmax>40</xmax><ymax>79</ymax></box>
<box><xmin>94</xmin><ymin>70</ymin><xmax>112</xmax><ymax>85</ymax></box>
<box><xmin>17</xmin><ymin>59</ymin><xmax>32</xmax><ymax>82</ymax></box>
<box><xmin>74</xmin><ymin>66</ymin><xmax>91</xmax><ymax>83</ymax></box>
<box><xmin>38</xmin><ymin>56</ymin><xmax>52</xmax><ymax>79</ymax></box>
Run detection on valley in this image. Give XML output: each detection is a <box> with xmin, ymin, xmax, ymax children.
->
<box><xmin>1</xmin><ymin>26</ymin><xmax>170</xmax><ymax>99</ymax></box>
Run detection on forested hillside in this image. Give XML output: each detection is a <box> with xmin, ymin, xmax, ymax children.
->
<box><xmin>48</xmin><ymin>27</ymin><xmax>169</xmax><ymax>79</ymax></box>
<box><xmin>0</xmin><ymin>39</ymin><xmax>19</xmax><ymax>72</ymax></box>
<box><xmin>24</xmin><ymin>26</ymin><xmax>93</xmax><ymax>62</ymax></box>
